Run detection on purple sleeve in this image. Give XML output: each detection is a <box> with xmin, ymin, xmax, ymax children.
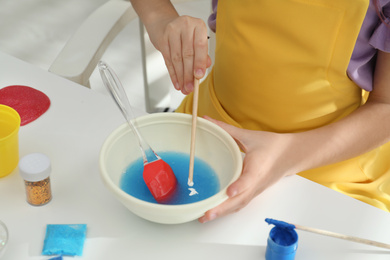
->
<box><xmin>207</xmin><ymin>0</ymin><xmax>218</xmax><ymax>33</ymax></box>
<box><xmin>369</xmin><ymin>2</ymin><xmax>390</xmax><ymax>52</ymax></box>
<box><xmin>348</xmin><ymin>0</ymin><xmax>390</xmax><ymax>91</ymax></box>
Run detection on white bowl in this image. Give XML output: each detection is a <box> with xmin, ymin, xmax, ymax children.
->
<box><xmin>0</xmin><ymin>220</ymin><xmax>8</xmax><ymax>258</ymax></box>
<box><xmin>99</xmin><ymin>113</ymin><xmax>242</xmax><ymax>224</ymax></box>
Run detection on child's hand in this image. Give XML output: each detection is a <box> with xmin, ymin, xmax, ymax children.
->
<box><xmin>148</xmin><ymin>15</ymin><xmax>211</xmax><ymax>94</ymax></box>
<box><xmin>198</xmin><ymin>116</ymin><xmax>299</xmax><ymax>223</ymax></box>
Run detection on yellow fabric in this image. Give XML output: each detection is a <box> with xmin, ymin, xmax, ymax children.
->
<box><xmin>177</xmin><ymin>0</ymin><xmax>390</xmax><ymax>211</ymax></box>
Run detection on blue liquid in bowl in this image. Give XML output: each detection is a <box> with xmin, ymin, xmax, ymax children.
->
<box><xmin>120</xmin><ymin>151</ymin><xmax>220</xmax><ymax>205</ymax></box>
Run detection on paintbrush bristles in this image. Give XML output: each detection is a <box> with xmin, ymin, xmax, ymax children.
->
<box><xmin>188</xmin><ymin>78</ymin><xmax>200</xmax><ymax>186</ymax></box>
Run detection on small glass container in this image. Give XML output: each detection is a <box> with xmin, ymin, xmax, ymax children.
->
<box><xmin>0</xmin><ymin>220</ymin><xmax>8</xmax><ymax>258</ymax></box>
<box><xmin>19</xmin><ymin>153</ymin><xmax>52</xmax><ymax>206</ymax></box>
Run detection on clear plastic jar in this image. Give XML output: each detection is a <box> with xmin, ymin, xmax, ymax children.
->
<box><xmin>0</xmin><ymin>220</ymin><xmax>8</xmax><ymax>258</ymax></box>
<box><xmin>19</xmin><ymin>153</ymin><xmax>52</xmax><ymax>206</ymax></box>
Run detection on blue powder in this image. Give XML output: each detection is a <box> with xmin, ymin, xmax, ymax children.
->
<box><xmin>42</xmin><ymin>224</ymin><xmax>87</xmax><ymax>256</ymax></box>
<box><xmin>120</xmin><ymin>151</ymin><xmax>220</xmax><ymax>204</ymax></box>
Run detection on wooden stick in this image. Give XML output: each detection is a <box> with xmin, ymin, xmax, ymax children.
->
<box><xmin>293</xmin><ymin>223</ymin><xmax>390</xmax><ymax>250</ymax></box>
<box><xmin>188</xmin><ymin>78</ymin><xmax>200</xmax><ymax>186</ymax></box>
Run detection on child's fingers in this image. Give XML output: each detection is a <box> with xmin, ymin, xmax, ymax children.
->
<box><xmin>193</xmin><ymin>24</ymin><xmax>209</xmax><ymax>80</ymax></box>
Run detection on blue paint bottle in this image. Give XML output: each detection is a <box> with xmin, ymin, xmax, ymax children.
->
<box><xmin>265</xmin><ymin>218</ymin><xmax>298</xmax><ymax>260</ymax></box>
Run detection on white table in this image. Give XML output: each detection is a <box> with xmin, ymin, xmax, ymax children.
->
<box><xmin>1</xmin><ymin>51</ymin><xmax>390</xmax><ymax>260</ymax></box>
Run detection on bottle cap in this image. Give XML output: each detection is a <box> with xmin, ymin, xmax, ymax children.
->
<box><xmin>19</xmin><ymin>153</ymin><xmax>51</xmax><ymax>182</ymax></box>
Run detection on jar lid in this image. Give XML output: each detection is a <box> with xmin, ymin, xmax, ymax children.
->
<box><xmin>19</xmin><ymin>153</ymin><xmax>51</xmax><ymax>182</ymax></box>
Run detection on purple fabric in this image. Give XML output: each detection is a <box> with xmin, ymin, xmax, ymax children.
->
<box><xmin>348</xmin><ymin>0</ymin><xmax>390</xmax><ymax>91</ymax></box>
<box><xmin>207</xmin><ymin>0</ymin><xmax>218</xmax><ymax>33</ymax></box>
<box><xmin>208</xmin><ymin>0</ymin><xmax>390</xmax><ymax>91</ymax></box>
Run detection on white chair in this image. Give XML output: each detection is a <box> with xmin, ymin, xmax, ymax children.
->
<box><xmin>49</xmin><ymin>0</ymin><xmax>214</xmax><ymax>113</ymax></box>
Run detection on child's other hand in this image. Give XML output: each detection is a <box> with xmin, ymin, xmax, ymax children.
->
<box><xmin>199</xmin><ymin>116</ymin><xmax>299</xmax><ymax>223</ymax></box>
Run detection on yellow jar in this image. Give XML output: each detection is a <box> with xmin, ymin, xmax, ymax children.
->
<box><xmin>0</xmin><ymin>104</ymin><xmax>20</xmax><ymax>177</ymax></box>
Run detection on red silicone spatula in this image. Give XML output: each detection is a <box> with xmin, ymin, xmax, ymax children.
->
<box><xmin>98</xmin><ymin>61</ymin><xmax>177</xmax><ymax>202</ymax></box>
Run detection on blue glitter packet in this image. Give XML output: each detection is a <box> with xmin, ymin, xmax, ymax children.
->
<box><xmin>42</xmin><ymin>224</ymin><xmax>87</xmax><ymax>256</ymax></box>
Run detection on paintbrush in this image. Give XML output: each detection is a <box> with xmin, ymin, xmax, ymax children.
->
<box><xmin>266</xmin><ymin>218</ymin><xmax>390</xmax><ymax>250</ymax></box>
<box><xmin>188</xmin><ymin>78</ymin><xmax>200</xmax><ymax>187</ymax></box>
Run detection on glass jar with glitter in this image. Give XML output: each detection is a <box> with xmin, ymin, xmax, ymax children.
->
<box><xmin>19</xmin><ymin>153</ymin><xmax>52</xmax><ymax>206</ymax></box>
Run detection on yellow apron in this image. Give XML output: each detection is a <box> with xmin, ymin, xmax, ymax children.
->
<box><xmin>177</xmin><ymin>0</ymin><xmax>390</xmax><ymax>211</ymax></box>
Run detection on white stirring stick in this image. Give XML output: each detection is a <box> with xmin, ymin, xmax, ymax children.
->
<box><xmin>188</xmin><ymin>78</ymin><xmax>200</xmax><ymax>187</ymax></box>
<box><xmin>293</xmin><ymin>222</ymin><xmax>390</xmax><ymax>250</ymax></box>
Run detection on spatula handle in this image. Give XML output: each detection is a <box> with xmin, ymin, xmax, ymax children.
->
<box><xmin>98</xmin><ymin>61</ymin><xmax>158</xmax><ymax>163</ymax></box>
